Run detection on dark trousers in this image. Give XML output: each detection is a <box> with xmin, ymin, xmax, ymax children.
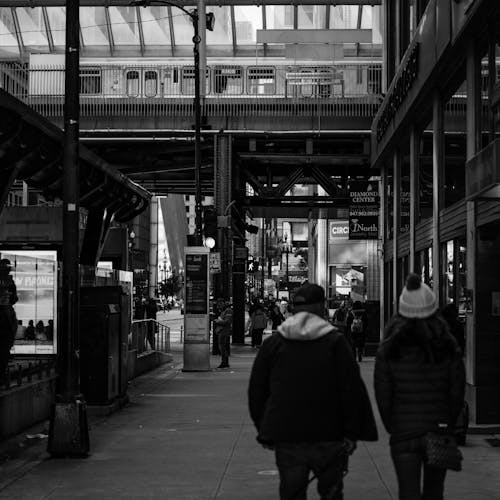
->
<box><xmin>391</xmin><ymin>436</ymin><xmax>447</xmax><ymax>500</ymax></box>
<box><xmin>251</xmin><ymin>328</ymin><xmax>264</xmax><ymax>347</ymax></box>
<box><xmin>275</xmin><ymin>441</ymin><xmax>346</xmax><ymax>500</ymax></box>
<box><xmin>353</xmin><ymin>336</ymin><xmax>366</xmax><ymax>361</ymax></box>
<box><xmin>147</xmin><ymin>320</ymin><xmax>155</xmax><ymax>350</ymax></box>
<box><xmin>218</xmin><ymin>334</ymin><xmax>230</xmax><ymax>366</ymax></box>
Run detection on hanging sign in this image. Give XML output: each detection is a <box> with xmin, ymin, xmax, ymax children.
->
<box><xmin>349</xmin><ymin>180</ymin><xmax>379</xmax><ymax>240</ymax></box>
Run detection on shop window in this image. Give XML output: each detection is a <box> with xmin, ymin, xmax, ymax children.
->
<box><xmin>3</xmin><ymin>250</ymin><xmax>58</xmax><ymax>355</ymax></box>
<box><xmin>79</xmin><ymin>67</ymin><xmax>102</xmax><ymax>95</ymax></box>
<box><xmin>443</xmin><ymin>240</ymin><xmax>454</xmax><ymax>304</ymax></box>
<box><xmin>457</xmin><ymin>239</ymin><xmax>467</xmax><ymax>319</ymax></box>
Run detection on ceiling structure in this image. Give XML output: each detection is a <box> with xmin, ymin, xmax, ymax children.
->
<box><xmin>0</xmin><ymin>3</ymin><xmax>381</xmax><ymax>58</ymax></box>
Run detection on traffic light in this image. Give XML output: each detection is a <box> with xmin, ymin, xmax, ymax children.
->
<box><xmin>203</xmin><ymin>207</ymin><xmax>218</xmax><ymax>249</ymax></box>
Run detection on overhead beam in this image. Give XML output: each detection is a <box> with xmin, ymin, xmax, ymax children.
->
<box><xmin>239</xmin><ymin>153</ymin><xmax>369</xmax><ymax>166</ymax></box>
<box><xmin>0</xmin><ymin>0</ymin><xmax>380</xmax><ymax>5</ymax></box>
<box><xmin>257</xmin><ymin>29</ymin><xmax>372</xmax><ymax>44</ymax></box>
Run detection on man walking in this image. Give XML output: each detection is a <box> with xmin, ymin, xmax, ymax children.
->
<box><xmin>0</xmin><ymin>259</ymin><xmax>18</xmax><ymax>382</ymax></box>
<box><xmin>248</xmin><ymin>283</ymin><xmax>377</xmax><ymax>500</ymax></box>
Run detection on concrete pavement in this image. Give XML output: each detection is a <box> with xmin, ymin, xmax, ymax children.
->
<box><xmin>0</xmin><ymin>342</ymin><xmax>499</xmax><ymax>499</ymax></box>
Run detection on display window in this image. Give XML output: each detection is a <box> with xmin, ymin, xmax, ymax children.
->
<box><xmin>1</xmin><ymin>250</ymin><xmax>58</xmax><ymax>355</ymax></box>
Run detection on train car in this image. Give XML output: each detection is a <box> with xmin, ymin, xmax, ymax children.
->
<box><xmin>21</xmin><ymin>53</ymin><xmax>383</xmax><ymax>100</ymax></box>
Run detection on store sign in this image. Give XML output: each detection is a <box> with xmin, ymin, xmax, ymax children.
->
<box><xmin>349</xmin><ymin>181</ymin><xmax>379</xmax><ymax>240</ymax></box>
<box><xmin>329</xmin><ymin>221</ymin><xmax>349</xmax><ymax>241</ymax></box>
<box><xmin>209</xmin><ymin>252</ymin><xmax>221</xmax><ymax>273</ymax></box>
<box><xmin>376</xmin><ymin>43</ymin><xmax>420</xmax><ymax>143</ymax></box>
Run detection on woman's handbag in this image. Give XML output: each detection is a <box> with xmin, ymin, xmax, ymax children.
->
<box><xmin>425</xmin><ymin>429</ymin><xmax>463</xmax><ymax>471</ymax></box>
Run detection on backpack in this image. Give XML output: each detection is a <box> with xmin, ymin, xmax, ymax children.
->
<box><xmin>351</xmin><ymin>316</ymin><xmax>364</xmax><ymax>334</ymax></box>
<box><xmin>252</xmin><ymin>310</ymin><xmax>268</xmax><ymax>330</ymax></box>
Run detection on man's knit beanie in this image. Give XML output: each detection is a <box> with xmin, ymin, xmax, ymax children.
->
<box><xmin>398</xmin><ymin>273</ymin><xmax>438</xmax><ymax>319</ymax></box>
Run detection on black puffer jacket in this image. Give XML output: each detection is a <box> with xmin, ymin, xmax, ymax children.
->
<box><xmin>248</xmin><ymin>312</ymin><xmax>378</xmax><ymax>445</ymax></box>
<box><xmin>374</xmin><ymin>314</ymin><xmax>465</xmax><ymax>444</ymax></box>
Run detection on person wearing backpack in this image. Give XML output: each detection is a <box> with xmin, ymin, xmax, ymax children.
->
<box><xmin>248</xmin><ymin>284</ymin><xmax>378</xmax><ymax>500</ymax></box>
<box><xmin>249</xmin><ymin>302</ymin><xmax>267</xmax><ymax>348</ymax></box>
<box><xmin>350</xmin><ymin>302</ymin><xmax>368</xmax><ymax>362</ymax></box>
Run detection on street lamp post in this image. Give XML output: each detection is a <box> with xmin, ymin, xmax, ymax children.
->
<box><xmin>132</xmin><ymin>0</ymin><xmax>214</xmax><ymax>245</ymax></box>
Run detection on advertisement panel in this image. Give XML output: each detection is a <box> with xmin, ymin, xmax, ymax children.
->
<box><xmin>349</xmin><ymin>180</ymin><xmax>379</xmax><ymax>240</ymax></box>
<box><xmin>1</xmin><ymin>250</ymin><xmax>58</xmax><ymax>355</ymax></box>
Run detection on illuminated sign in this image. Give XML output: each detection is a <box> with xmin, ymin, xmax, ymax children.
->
<box><xmin>329</xmin><ymin>221</ymin><xmax>349</xmax><ymax>241</ymax></box>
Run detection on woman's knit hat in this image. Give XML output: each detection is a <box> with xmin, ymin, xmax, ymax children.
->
<box><xmin>398</xmin><ymin>273</ymin><xmax>438</xmax><ymax>319</ymax></box>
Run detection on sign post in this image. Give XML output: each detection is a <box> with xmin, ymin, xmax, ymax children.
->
<box><xmin>183</xmin><ymin>246</ymin><xmax>210</xmax><ymax>371</ymax></box>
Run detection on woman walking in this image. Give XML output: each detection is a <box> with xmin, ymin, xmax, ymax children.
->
<box><xmin>374</xmin><ymin>274</ymin><xmax>465</xmax><ymax>500</ymax></box>
<box><xmin>248</xmin><ymin>302</ymin><xmax>267</xmax><ymax>348</ymax></box>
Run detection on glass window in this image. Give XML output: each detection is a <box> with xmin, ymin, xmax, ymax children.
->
<box><xmin>330</xmin><ymin>5</ymin><xmax>359</xmax><ymax>29</ymax></box>
<box><xmin>213</xmin><ymin>66</ymin><xmax>243</xmax><ymax>95</ymax></box>
<box><xmin>444</xmin><ymin>240</ymin><xmax>454</xmax><ymax>304</ymax></box>
<box><xmin>109</xmin><ymin>7</ymin><xmax>140</xmax><ymax>46</ymax></box>
<box><xmin>172</xmin><ymin>9</ymin><xmax>194</xmax><ymax>46</ymax></box>
<box><xmin>0</xmin><ymin>8</ymin><xmax>19</xmax><ymax>57</ymax></box>
<box><xmin>80</xmin><ymin>67</ymin><xmax>102</xmax><ymax>95</ymax></box>
<box><xmin>141</xmin><ymin>6</ymin><xmax>170</xmax><ymax>46</ymax></box>
<box><xmin>247</xmin><ymin>66</ymin><xmax>275</xmax><ymax>95</ymax></box>
<box><xmin>16</xmin><ymin>7</ymin><xmax>48</xmax><ymax>48</ymax></box>
<box><xmin>206</xmin><ymin>6</ymin><xmax>232</xmax><ymax>45</ymax></box>
<box><xmin>234</xmin><ymin>6</ymin><xmax>262</xmax><ymax>45</ymax></box>
<box><xmin>144</xmin><ymin>70</ymin><xmax>158</xmax><ymax>97</ymax></box>
<box><xmin>266</xmin><ymin>6</ymin><xmax>294</xmax><ymax>29</ymax></box>
<box><xmin>126</xmin><ymin>70</ymin><xmax>140</xmax><ymax>96</ymax></box>
<box><xmin>297</xmin><ymin>5</ymin><xmax>326</xmax><ymax>29</ymax></box>
<box><xmin>81</xmin><ymin>7</ymin><xmax>109</xmax><ymax>46</ymax></box>
<box><xmin>3</xmin><ymin>250</ymin><xmax>58</xmax><ymax>356</ymax></box>
<box><xmin>46</xmin><ymin>7</ymin><xmax>66</xmax><ymax>46</ymax></box>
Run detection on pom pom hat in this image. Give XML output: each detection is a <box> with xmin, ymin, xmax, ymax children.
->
<box><xmin>398</xmin><ymin>273</ymin><xmax>438</xmax><ymax>319</ymax></box>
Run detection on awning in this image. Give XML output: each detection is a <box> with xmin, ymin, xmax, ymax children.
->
<box><xmin>0</xmin><ymin>88</ymin><xmax>150</xmax><ymax>222</ymax></box>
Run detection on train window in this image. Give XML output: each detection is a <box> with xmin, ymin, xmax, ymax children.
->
<box><xmin>181</xmin><ymin>67</ymin><xmax>210</xmax><ymax>95</ymax></box>
<box><xmin>162</xmin><ymin>67</ymin><xmax>179</xmax><ymax>96</ymax></box>
<box><xmin>213</xmin><ymin>66</ymin><xmax>243</xmax><ymax>95</ymax></box>
<box><xmin>144</xmin><ymin>70</ymin><xmax>158</xmax><ymax>97</ymax></box>
<box><xmin>247</xmin><ymin>67</ymin><xmax>276</xmax><ymax>95</ymax></box>
<box><xmin>367</xmin><ymin>65</ymin><xmax>382</xmax><ymax>95</ymax></box>
<box><xmin>126</xmin><ymin>70</ymin><xmax>140</xmax><ymax>97</ymax></box>
<box><xmin>80</xmin><ymin>67</ymin><xmax>102</xmax><ymax>95</ymax></box>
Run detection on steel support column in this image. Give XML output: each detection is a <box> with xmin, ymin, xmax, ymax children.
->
<box><xmin>48</xmin><ymin>0</ymin><xmax>89</xmax><ymax>457</ymax></box>
<box><xmin>214</xmin><ymin>134</ymin><xmax>232</xmax><ymax>300</ymax></box>
<box><xmin>409</xmin><ymin>125</ymin><xmax>419</xmax><ymax>273</ymax></box>
<box><xmin>392</xmin><ymin>149</ymin><xmax>400</xmax><ymax>313</ymax></box>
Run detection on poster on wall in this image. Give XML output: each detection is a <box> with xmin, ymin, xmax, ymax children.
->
<box><xmin>348</xmin><ymin>180</ymin><xmax>379</xmax><ymax>240</ymax></box>
<box><xmin>1</xmin><ymin>250</ymin><xmax>58</xmax><ymax>355</ymax></box>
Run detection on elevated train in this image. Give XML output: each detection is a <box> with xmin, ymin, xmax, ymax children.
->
<box><xmin>23</xmin><ymin>54</ymin><xmax>383</xmax><ymax>100</ymax></box>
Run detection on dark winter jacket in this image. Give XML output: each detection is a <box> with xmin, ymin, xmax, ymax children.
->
<box><xmin>214</xmin><ymin>306</ymin><xmax>233</xmax><ymax>337</ymax></box>
<box><xmin>374</xmin><ymin>314</ymin><xmax>465</xmax><ymax>444</ymax></box>
<box><xmin>248</xmin><ymin>311</ymin><xmax>378</xmax><ymax>445</ymax></box>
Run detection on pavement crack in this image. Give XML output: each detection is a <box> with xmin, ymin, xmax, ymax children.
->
<box><xmin>361</xmin><ymin>441</ymin><xmax>395</xmax><ymax>499</ymax></box>
<box><xmin>211</xmin><ymin>419</ymin><xmax>246</xmax><ymax>499</ymax></box>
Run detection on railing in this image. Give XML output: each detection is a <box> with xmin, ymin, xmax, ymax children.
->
<box><xmin>1</xmin><ymin>63</ymin><xmax>384</xmax><ymax>120</ymax></box>
<box><xmin>1</xmin><ymin>358</ymin><xmax>56</xmax><ymax>392</ymax></box>
<box><xmin>131</xmin><ymin>319</ymin><xmax>170</xmax><ymax>355</ymax></box>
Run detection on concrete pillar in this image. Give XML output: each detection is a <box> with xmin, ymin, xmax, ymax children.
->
<box><xmin>465</xmin><ymin>40</ymin><xmax>480</xmax><ymax>422</ymax></box>
<box><xmin>409</xmin><ymin>126</ymin><xmax>419</xmax><ymax>273</ymax></box>
<box><xmin>149</xmin><ymin>196</ymin><xmax>159</xmax><ymax>297</ymax></box>
<box><xmin>432</xmin><ymin>89</ymin><xmax>444</xmax><ymax>302</ymax></box>
<box><xmin>214</xmin><ymin>134</ymin><xmax>232</xmax><ymax>300</ymax></box>
<box><xmin>198</xmin><ymin>0</ymin><xmax>206</xmax><ymax>98</ymax></box>
<box><xmin>393</xmin><ymin>149</ymin><xmax>400</xmax><ymax>312</ymax></box>
<box><xmin>380</xmin><ymin>166</ymin><xmax>387</xmax><ymax>337</ymax></box>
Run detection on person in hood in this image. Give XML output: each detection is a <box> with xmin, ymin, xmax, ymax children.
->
<box><xmin>248</xmin><ymin>283</ymin><xmax>377</xmax><ymax>500</ymax></box>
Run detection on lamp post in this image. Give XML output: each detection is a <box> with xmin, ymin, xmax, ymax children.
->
<box><xmin>132</xmin><ymin>0</ymin><xmax>214</xmax><ymax>245</ymax></box>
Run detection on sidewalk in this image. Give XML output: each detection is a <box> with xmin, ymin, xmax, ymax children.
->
<box><xmin>0</xmin><ymin>345</ymin><xmax>499</xmax><ymax>499</ymax></box>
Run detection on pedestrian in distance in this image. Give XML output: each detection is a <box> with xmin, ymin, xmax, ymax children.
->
<box><xmin>212</xmin><ymin>297</ymin><xmax>226</xmax><ymax>355</ymax></box>
<box><xmin>349</xmin><ymin>301</ymin><xmax>368</xmax><ymax>362</ymax></box>
<box><xmin>214</xmin><ymin>300</ymin><xmax>233</xmax><ymax>369</ymax></box>
<box><xmin>145</xmin><ymin>296</ymin><xmax>158</xmax><ymax>350</ymax></box>
<box><xmin>248</xmin><ymin>301</ymin><xmax>267</xmax><ymax>348</ymax></box>
<box><xmin>374</xmin><ymin>273</ymin><xmax>465</xmax><ymax>500</ymax></box>
<box><xmin>270</xmin><ymin>302</ymin><xmax>285</xmax><ymax>331</ymax></box>
<box><xmin>248</xmin><ymin>283</ymin><xmax>378</xmax><ymax>500</ymax></box>
<box><xmin>0</xmin><ymin>258</ymin><xmax>18</xmax><ymax>382</ymax></box>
